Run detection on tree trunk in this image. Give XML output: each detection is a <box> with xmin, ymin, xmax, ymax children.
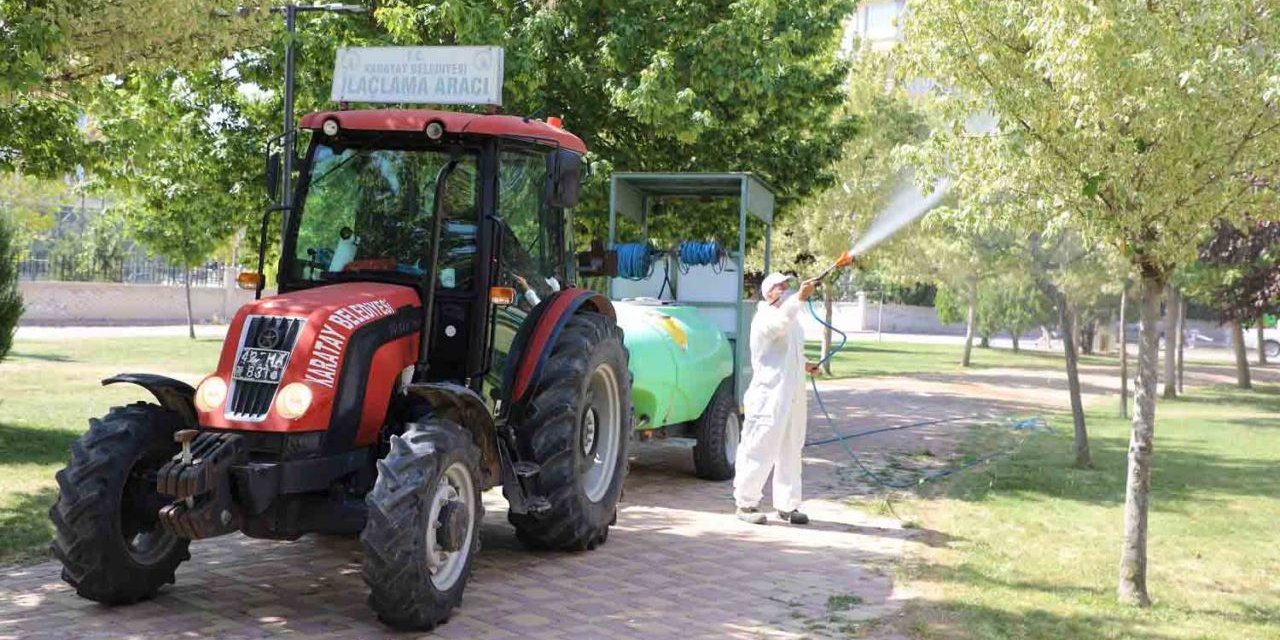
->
<box><xmin>1119</xmin><ymin>286</ymin><xmax>1129</xmax><ymax>419</ymax></box>
<box><xmin>962</xmin><ymin>285</ymin><xmax>977</xmax><ymax>367</ymax></box>
<box><xmin>1232</xmin><ymin>319</ymin><xmax>1252</xmax><ymax>390</ymax></box>
<box><xmin>1011</xmin><ymin>332</ymin><xmax>1020</xmax><ymax>353</ymax></box>
<box><xmin>1258</xmin><ymin>312</ymin><xmax>1268</xmax><ymax>366</ymax></box>
<box><xmin>184</xmin><ymin>268</ymin><xmax>195</xmax><ymax>340</ymax></box>
<box><xmin>1080</xmin><ymin>320</ymin><xmax>1096</xmax><ymax>355</ymax></box>
<box><xmin>1060</xmin><ymin>299</ymin><xmax>1092</xmax><ymax>468</ymax></box>
<box><xmin>820</xmin><ymin>294</ymin><xmax>834</xmax><ymax>376</ymax></box>
<box><xmin>1176</xmin><ymin>298</ymin><xmax>1185</xmax><ymax>393</ymax></box>
<box><xmin>1118</xmin><ymin>273</ymin><xmax>1162</xmax><ymax>607</ymax></box>
<box><xmin>1162</xmin><ymin>286</ymin><xmax>1178</xmax><ymax>399</ymax></box>
<box><xmin>979</xmin><ymin>334</ymin><xmax>990</xmax><ymax>349</ymax></box>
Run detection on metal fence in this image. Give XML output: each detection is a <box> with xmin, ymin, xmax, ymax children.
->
<box><xmin>18</xmin><ymin>255</ymin><xmax>235</xmax><ymax>287</ymax></box>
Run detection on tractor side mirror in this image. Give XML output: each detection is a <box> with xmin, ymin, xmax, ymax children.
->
<box><xmin>576</xmin><ymin>240</ymin><xmax>618</xmax><ymax>278</ymax></box>
<box><xmin>546</xmin><ymin>149</ymin><xmax>582</xmax><ymax>209</ymax></box>
<box><xmin>265</xmin><ymin>152</ymin><xmax>282</xmax><ymax>200</ymax></box>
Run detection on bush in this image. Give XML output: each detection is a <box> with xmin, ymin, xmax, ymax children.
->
<box><xmin>0</xmin><ymin>215</ymin><xmax>24</xmax><ymax>361</ymax></box>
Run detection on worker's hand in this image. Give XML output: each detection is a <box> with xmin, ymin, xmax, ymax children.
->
<box><xmin>805</xmin><ymin>362</ymin><xmax>821</xmax><ymax>376</ymax></box>
<box><xmin>797</xmin><ymin>279</ymin><xmax>818</xmax><ymax>301</ymax></box>
<box><xmin>512</xmin><ymin>274</ymin><xmax>529</xmax><ymax>289</ymax></box>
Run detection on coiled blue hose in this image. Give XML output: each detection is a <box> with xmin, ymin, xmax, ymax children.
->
<box><xmin>677</xmin><ymin>241</ymin><xmax>722</xmax><ymax>272</ymax></box>
<box><xmin>616</xmin><ymin>242</ymin><xmax>656</xmax><ymax>280</ymax></box>
<box><xmin>803</xmin><ymin>298</ymin><xmax>1051</xmax><ymax>490</ymax></box>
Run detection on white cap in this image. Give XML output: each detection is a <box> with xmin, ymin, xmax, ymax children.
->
<box><xmin>761</xmin><ymin>272</ymin><xmax>793</xmax><ymax>294</ymax></box>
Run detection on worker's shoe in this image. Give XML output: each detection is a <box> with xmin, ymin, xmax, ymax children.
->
<box><xmin>736</xmin><ymin>507</ymin><xmax>767</xmax><ymax>525</ymax></box>
<box><xmin>778</xmin><ymin>510</ymin><xmax>810</xmax><ymax>525</ymax></box>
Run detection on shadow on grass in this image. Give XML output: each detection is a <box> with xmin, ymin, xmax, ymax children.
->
<box><xmin>6</xmin><ymin>351</ymin><xmax>75</xmax><ymax>363</ymax></box>
<box><xmin>1193</xmin><ymin>384</ymin><xmax>1280</xmax><ymax>413</ymax></box>
<box><xmin>0</xmin><ymin>487</ymin><xmax>57</xmax><ymax>566</ymax></box>
<box><xmin>938</xmin><ymin>431</ymin><xmax>1280</xmax><ymax>509</ymax></box>
<box><xmin>905</xmin><ymin>561</ymin><xmax>1280</xmax><ymax>639</ymax></box>
<box><xmin>0</xmin><ymin>423</ymin><xmax>77</xmax><ymax>466</ymax></box>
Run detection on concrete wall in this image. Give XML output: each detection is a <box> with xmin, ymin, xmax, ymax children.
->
<box><xmin>798</xmin><ymin>298</ymin><xmax>967</xmax><ymax>339</ymax></box>
<box><xmin>18</xmin><ymin>281</ymin><xmax>265</xmax><ymax>326</ymax></box>
<box><xmin>796</xmin><ymin>297</ymin><xmax>1234</xmax><ymax>345</ymax></box>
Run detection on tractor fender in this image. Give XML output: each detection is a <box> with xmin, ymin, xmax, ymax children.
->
<box><xmin>101</xmin><ymin>374</ymin><xmax>199</xmax><ymax>430</ymax></box>
<box><xmin>504</xmin><ymin>288</ymin><xmax>615</xmax><ymax>407</ymax></box>
<box><xmin>405</xmin><ymin>382</ymin><xmax>501</xmax><ymax>489</ymax></box>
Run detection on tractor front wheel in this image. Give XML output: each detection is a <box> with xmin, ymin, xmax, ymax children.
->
<box><xmin>510</xmin><ymin>312</ymin><xmax>631</xmax><ymax>551</ymax></box>
<box><xmin>361</xmin><ymin>420</ymin><xmax>482</xmax><ymax>630</ymax></box>
<box><xmin>692</xmin><ymin>379</ymin><xmax>740</xmax><ymax>481</ymax></box>
<box><xmin>50</xmin><ymin>403</ymin><xmax>191</xmax><ymax>605</ymax></box>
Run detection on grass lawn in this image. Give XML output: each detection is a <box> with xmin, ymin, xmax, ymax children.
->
<box><xmin>896</xmin><ymin>384</ymin><xmax>1280</xmax><ymax>640</ymax></box>
<box><xmin>0</xmin><ymin>337</ymin><xmax>223</xmax><ymax>566</ymax></box>
<box><xmin>807</xmin><ymin>340</ymin><xmax>1115</xmax><ymax>378</ymax></box>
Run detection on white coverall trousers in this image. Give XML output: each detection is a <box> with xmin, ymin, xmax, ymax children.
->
<box><xmin>733</xmin><ymin>295</ymin><xmax>808</xmax><ymax>512</ymax></box>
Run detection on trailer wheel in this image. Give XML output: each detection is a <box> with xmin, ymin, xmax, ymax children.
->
<box><xmin>692</xmin><ymin>379</ymin><xmax>740</xmax><ymax>481</ymax></box>
<box><xmin>1265</xmin><ymin>340</ymin><xmax>1279</xmax><ymax>359</ymax></box>
<box><xmin>510</xmin><ymin>312</ymin><xmax>631</xmax><ymax>551</ymax></box>
<box><xmin>362</xmin><ymin>420</ymin><xmax>482</xmax><ymax>631</ymax></box>
<box><xmin>50</xmin><ymin>402</ymin><xmax>190</xmax><ymax>605</ymax></box>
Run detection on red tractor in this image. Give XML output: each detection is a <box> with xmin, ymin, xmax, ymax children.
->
<box><xmin>49</xmin><ymin>109</ymin><xmax>631</xmax><ymax>629</ymax></box>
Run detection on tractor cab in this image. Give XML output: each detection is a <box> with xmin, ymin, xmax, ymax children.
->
<box><xmin>278</xmin><ymin>109</ymin><xmax>586</xmax><ymax>387</ymax></box>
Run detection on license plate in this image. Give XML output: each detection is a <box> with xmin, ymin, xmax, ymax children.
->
<box><xmin>232</xmin><ymin>348</ymin><xmax>291</xmax><ymax>383</ymax></box>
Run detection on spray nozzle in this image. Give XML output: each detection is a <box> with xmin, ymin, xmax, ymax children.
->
<box><xmin>810</xmin><ymin>251</ymin><xmax>860</xmax><ymax>284</ymax></box>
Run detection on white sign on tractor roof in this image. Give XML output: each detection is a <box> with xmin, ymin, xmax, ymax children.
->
<box><xmin>331</xmin><ymin>46</ymin><xmax>504</xmax><ymax>106</ymax></box>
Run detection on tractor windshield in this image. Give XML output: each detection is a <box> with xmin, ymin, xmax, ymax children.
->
<box><xmin>288</xmin><ymin>143</ymin><xmax>478</xmax><ymax>289</ymax></box>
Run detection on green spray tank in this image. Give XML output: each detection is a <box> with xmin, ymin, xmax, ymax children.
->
<box><xmin>613</xmin><ymin>301</ymin><xmax>734</xmax><ymax>430</ymax></box>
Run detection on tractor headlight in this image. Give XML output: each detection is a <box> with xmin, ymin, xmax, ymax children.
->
<box><xmin>194</xmin><ymin>376</ymin><xmax>228</xmax><ymax>412</ymax></box>
<box><xmin>275</xmin><ymin>382</ymin><xmax>313</xmax><ymax>420</ymax></box>
<box><xmin>322</xmin><ymin>118</ymin><xmax>340</xmax><ymax>136</ymax></box>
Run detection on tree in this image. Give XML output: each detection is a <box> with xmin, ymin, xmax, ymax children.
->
<box><xmin>876</xmin><ymin>219</ymin><xmax>1021</xmax><ymax>367</ymax></box>
<box><xmin>900</xmin><ymin>0</ymin><xmax>1280</xmax><ymax>606</ymax></box>
<box><xmin>1</xmin><ymin>0</ymin><xmax>269</xmax><ymax>176</ymax></box>
<box><xmin>1182</xmin><ymin>219</ymin><xmax>1280</xmax><ymax>389</ymax></box>
<box><xmin>1027</xmin><ymin>231</ymin><xmax>1127</xmax><ymax>469</ymax></box>
<box><xmin>0</xmin><ymin>212</ymin><xmax>22</xmax><ymax>361</ymax></box>
<box><xmin>93</xmin><ymin>67</ymin><xmax>266</xmax><ymax>338</ymax></box>
<box><xmin>0</xmin><ymin>171</ymin><xmax>66</xmax><ymax>251</ymax></box>
<box><xmin>979</xmin><ymin>272</ymin><xmax>1053</xmax><ymax>352</ymax></box>
<box><xmin>1162</xmin><ymin>286</ymin><xmax>1181</xmax><ymax>399</ymax></box>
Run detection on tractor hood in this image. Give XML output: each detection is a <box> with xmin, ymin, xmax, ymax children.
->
<box><xmin>198</xmin><ymin>282</ymin><xmax>422</xmax><ymax>438</ymax></box>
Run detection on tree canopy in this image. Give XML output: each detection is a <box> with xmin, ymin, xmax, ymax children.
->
<box><xmin>899</xmin><ymin>0</ymin><xmax>1280</xmax><ymax>273</ymax></box>
<box><xmin>898</xmin><ymin>0</ymin><xmax>1280</xmax><ymax>608</ymax></box>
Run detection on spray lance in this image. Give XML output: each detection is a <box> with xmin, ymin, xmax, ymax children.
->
<box><xmin>806</xmin><ymin>250</ymin><xmax>859</xmax><ymax>287</ymax></box>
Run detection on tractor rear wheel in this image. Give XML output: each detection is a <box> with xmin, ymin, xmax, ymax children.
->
<box><xmin>361</xmin><ymin>420</ymin><xmax>482</xmax><ymax>630</ymax></box>
<box><xmin>692</xmin><ymin>379</ymin><xmax>740</xmax><ymax>481</ymax></box>
<box><xmin>50</xmin><ymin>403</ymin><xmax>190</xmax><ymax>605</ymax></box>
<box><xmin>1265</xmin><ymin>340</ymin><xmax>1280</xmax><ymax>359</ymax></box>
<box><xmin>509</xmin><ymin>312</ymin><xmax>631</xmax><ymax>551</ymax></box>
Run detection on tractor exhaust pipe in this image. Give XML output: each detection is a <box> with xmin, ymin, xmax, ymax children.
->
<box><xmin>417</xmin><ymin>158</ymin><xmax>460</xmax><ymax>379</ymax></box>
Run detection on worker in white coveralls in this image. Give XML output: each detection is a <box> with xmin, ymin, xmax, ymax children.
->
<box><xmin>734</xmin><ymin>272</ymin><xmax>820</xmax><ymax>525</ymax></box>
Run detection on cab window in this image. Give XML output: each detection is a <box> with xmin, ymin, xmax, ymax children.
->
<box><xmin>498</xmin><ymin>149</ymin><xmax>565</xmax><ymax>308</ymax></box>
